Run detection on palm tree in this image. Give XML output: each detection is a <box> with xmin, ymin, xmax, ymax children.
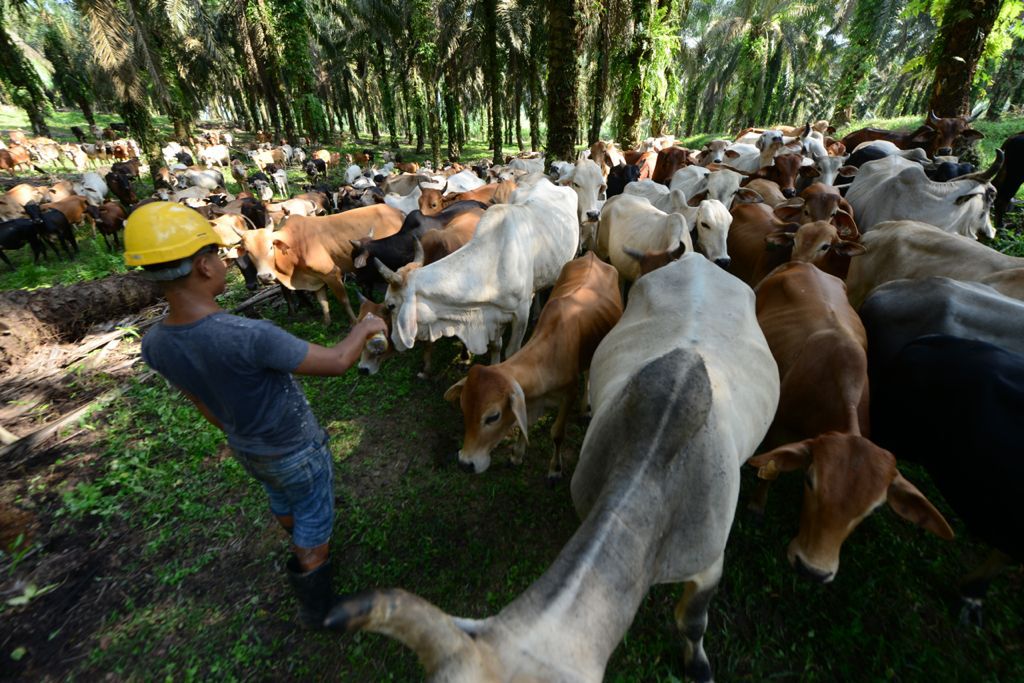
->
<box><xmin>547</xmin><ymin>0</ymin><xmax>580</xmax><ymax>161</ymax></box>
<box><xmin>0</xmin><ymin>1</ymin><xmax>52</xmax><ymax>136</ymax></box>
<box><xmin>927</xmin><ymin>0</ymin><xmax>1004</xmax><ymax>116</ymax></box>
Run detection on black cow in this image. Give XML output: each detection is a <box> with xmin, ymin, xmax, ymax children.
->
<box><xmin>0</xmin><ymin>216</ymin><xmax>49</xmax><ymax>270</ymax></box>
<box><xmin>24</xmin><ymin>202</ymin><xmax>77</xmax><ymax>258</ymax></box>
<box><xmin>174</xmin><ymin>151</ymin><xmax>194</xmax><ymax>167</ymax></box>
<box><xmin>350</xmin><ymin>200</ymin><xmax>488</xmax><ymax>294</ymax></box>
<box><xmin>925</xmin><ymin>161</ymin><xmax>976</xmax><ymax>182</ymax></box>
<box><xmin>304</xmin><ymin>158</ymin><xmax>327</xmax><ymax>182</ymax></box>
<box><xmin>70</xmin><ymin>126</ymin><xmax>87</xmax><ymax>143</ymax></box>
<box><xmin>994</xmin><ymin>132</ymin><xmax>1024</xmax><ymax>227</ymax></box>
<box><xmin>109</xmin><ymin>122</ymin><xmax>129</xmax><ymax>133</ymax></box>
<box><xmin>871</xmin><ymin>335</ymin><xmax>1024</xmax><ymax>626</ymax></box>
<box><xmin>607</xmin><ymin>164</ymin><xmax>641</xmax><ymax>198</ymax></box>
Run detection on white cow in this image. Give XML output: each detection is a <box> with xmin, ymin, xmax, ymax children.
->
<box><xmin>563</xmin><ymin>158</ymin><xmax>605</xmax><ymax>229</ymax></box>
<box><xmin>439</xmin><ymin>169</ymin><xmax>485</xmax><ymax>194</ymax></box>
<box><xmin>698</xmin><ymin>139</ymin><xmax>731</xmax><ymax>166</ymax></box>
<box><xmin>329</xmin><ymin>254</ymin><xmax>779</xmax><ymax>683</ymax></box>
<box><xmin>846</xmin><ymin>152</ymin><xmax>1001</xmax><ymax>238</ymax></box>
<box><xmin>384</xmin><ymin>184</ymin><xmax>422</xmax><ymax>216</ymax></box>
<box><xmin>376</xmin><ymin>178</ymin><xmax>578</xmax><ymax>358</ymax></box>
<box><xmin>345</xmin><ymin>164</ymin><xmax>362</xmax><ymax>185</ymax></box>
<box><xmin>508</xmin><ymin>156</ymin><xmax>545</xmax><ymax>174</ymax></box>
<box><xmin>596</xmin><ymin>194</ymin><xmax>693</xmax><ymax>283</ymax></box>
<box><xmin>199</xmin><ymin>144</ymin><xmax>230</xmax><ymax>167</ymax></box>
<box><xmin>845</xmin><ymin>220</ymin><xmax>1024</xmax><ymax>308</ymax></box>
<box><xmin>620</xmin><ymin>184</ymin><xmax>732</xmax><ymax>267</ymax></box>
<box><xmin>74</xmin><ymin>172</ymin><xmax>107</xmax><ymax>207</ymax></box>
<box><xmin>705</xmin><ymin>168</ymin><xmax>745</xmax><ymax>205</ymax></box>
<box><xmin>669</xmin><ymin>166</ymin><xmax>711</xmax><ymax>198</ymax></box>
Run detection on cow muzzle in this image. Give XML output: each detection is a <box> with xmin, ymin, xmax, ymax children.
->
<box><xmin>585</xmin><ymin>210</ymin><xmax>600</xmax><ymax>223</ymax></box>
<box><xmin>937</xmin><ymin>147</ymin><xmax>953</xmax><ymax>157</ymax></box>
<box><xmin>789</xmin><ymin>544</ymin><xmax>836</xmax><ymax>584</ymax></box>
<box><xmin>714</xmin><ymin>257</ymin><xmax>731</xmax><ymax>270</ymax></box>
<box><xmin>257</xmin><ymin>271</ymin><xmax>276</xmax><ymax>285</ymax></box>
<box><xmin>456</xmin><ymin>450</ymin><xmax>491</xmax><ymax>474</ymax></box>
<box><xmin>782</xmin><ymin>188</ymin><xmax>796</xmax><ymax>199</ymax></box>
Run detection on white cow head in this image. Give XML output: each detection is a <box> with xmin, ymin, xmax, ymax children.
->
<box><xmin>376</xmin><ymin>242</ymin><xmax>425</xmax><ymax>352</ymax></box>
<box><xmin>567</xmin><ymin>158</ymin><xmax>606</xmax><ymax>227</ymax></box>
<box><xmin>692</xmin><ymin>199</ymin><xmax>732</xmax><ymax>269</ymax></box>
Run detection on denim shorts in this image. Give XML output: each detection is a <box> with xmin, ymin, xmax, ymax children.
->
<box><xmin>234</xmin><ymin>431</ymin><xmax>334</xmax><ymax>549</ymax></box>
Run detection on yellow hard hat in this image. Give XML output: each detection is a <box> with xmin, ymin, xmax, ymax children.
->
<box><xmin>123</xmin><ymin>202</ymin><xmax>226</xmax><ymax>268</ymax></box>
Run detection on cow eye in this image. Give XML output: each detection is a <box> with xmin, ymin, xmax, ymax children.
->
<box><xmin>820</xmin><ymin>244</ymin><xmax>830</xmax><ymax>252</ymax></box>
<box><xmin>484</xmin><ymin>412</ymin><xmax>500</xmax><ymax>425</ymax></box>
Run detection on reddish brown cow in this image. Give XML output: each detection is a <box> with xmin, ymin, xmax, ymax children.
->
<box><xmin>741</xmin><ymin>153</ymin><xmax>815</xmax><ymax>199</ymax></box>
<box><xmin>651</xmin><ymin>146</ymin><xmax>692</xmax><ymax>185</ymax></box>
<box><xmin>444</xmin><ymin>253</ymin><xmax>623</xmax><ymax>478</ymax></box>
<box><xmin>395</xmin><ymin>161</ymin><xmax>419</xmax><ymax>174</ymax></box>
<box><xmin>419</xmin><ymin>210</ymin><xmax>482</xmax><ymax>264</ymax></box>
<box><xmin>746</xmin><ymin>262</ymin><xmax>952</xmax><ymax>581</ymax></box>
<box><xmin>773</xmin><ymin>184</ymin><xmax>858</xmax><ymax>238</ymax></box>
<box><xmin>44</xmin><ymin>195</ymin><xmax>92</xmax><ymax>229</ymax></box>
<box><xmin>840</xmin><ymin>111</ymin><xmax>983</xmax><ymax>158</ymax></box>
<box><xmin>623</xmin><ymin>150</ymin><xmax>657</xmax><ymax>180</ymax></box>
<box><xmin>92</xmin><ymin>201</ymin><xmax>128</xmax><ymax>251</ymax></box>
<box><xmin>0</xmin><ymin>146</ymin><xmax>34</xmax><ymax>176</ymax></box>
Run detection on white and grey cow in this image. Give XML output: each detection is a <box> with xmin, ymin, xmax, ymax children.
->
<box><xmin>846</xmin><ymin>152</ymin><xmax>1002</xmax><ymax>239</ymax></box>
<box><xmin>326</xmin><ymin>254</ymin><xmax>779</xmax><ymax>683</ymax></box>
<box><xmin>376</xmin><ymin>178</ymin><xmax>578</xmax><ymax>359</ymax></box>
<box><xmin>621</xmin><ymin>182</ymin><xmax>732</xmax><ymax>267</ymax></box>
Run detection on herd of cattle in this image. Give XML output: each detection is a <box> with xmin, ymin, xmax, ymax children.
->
<box><xmin>1</xmin><ymin>112</ymin><xmax>1024</xmax><ymax>680</ymax></box>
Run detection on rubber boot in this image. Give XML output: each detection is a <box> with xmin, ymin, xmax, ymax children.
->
<box><xmin>286</xmin><ymin>556</ymin><xmax>337</xmax><ymax>629</ymax></box>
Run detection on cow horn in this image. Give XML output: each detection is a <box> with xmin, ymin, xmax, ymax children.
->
<box><xmin>374</xmin><ymin>258</ymin><xmax>403</xmax><ymax>287</ymax></box>
<box><xmin>356</xmin><ymin>290</ymin><xmax>369</xmax><ymax>304</ymax></box>
<box><xmin>928</xmin><ymin>110</ymin><xmax>941</xmax><ymax>124</ymax></box>
<box><xmin>325</xmin><ymin>589</ymin><xmax>479</xmax><ymax>675</ymax></box>
<box><xmin>412</xmin><ymin>237</ymin><xmax>425</xmax><ymax>266</ymax></box>
<box><xmin>622</xmin><ymin>245</ymin><xmax>645</xmax><ymax>262</ymax></box>
<box><xmin>956</xmin><ymin>149</ymin><xmax>1003</xmax><ymax>183</ymax></box>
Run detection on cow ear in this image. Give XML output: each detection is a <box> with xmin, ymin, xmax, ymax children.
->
<box><xmin>725</xmin><ymin>149</ymin><xmax>740</xmax><ymax>159</ymax></box>
<box><xmin>747</xmin><ymin>440</ymin><xmax>812</xmax><ymax>480</ymax></box>
<box><xmin>443</xmin><ymin>377</ymin><xmax>467</xmax><ymax>403</ymax></box>
<box><xmin>834</xmin><ymin>210</ymin><xmax>860</xmax><ymax>239</ymax></box>
<box><xmin>272</xmin><ymin>238</ymin><xmax>290</xmax><ymax>255</ymax></box>
<box><xmin>353</xmin><ymin>250</ymin><xmax>369</xmax><ymax>269</ymax></box>
<box><xmin>961</xmin><ymin>129</ymin><xmax>984</xmax><ymax>142</ymax></box>
<box><xmin>833</xmin><ymin>240</ymin><xmax>867</xmax><ymax>257</ymax></box>
<box><xmin>509</xmin><ymin>379</ymin><xmax>529</xmax><ymax>445</ymax></box>
<box><xmin>954</xmin><ymin>192</ymin><xmax>983</xmax><ymax>205</ymax></box>
<box><xmin>887</xmin><ymin>472</ymin><xmax>955</xmax><ymax>540</ymax></box>
<box><xmin>773</xmin><ymin>204</ymin><xmax>802</xmax><ymax>223</ymax></box>
<box><xmin>733</xmin><ymin>187</ymin><xmax>764</xmax><ymax>204</ymax></box>
<box><xmin>799</xmin><ymin>165</ymin><xmax>820</xmax><ymax>178</ymax></box>
<box><xmin>838</xmin><ymin>165</ymin><xmax>858</xmax><ymax>177</ymax></box>
<box><xmin>765</xmin><ymin>231</ymin><xmax>796</xmax><ymax>249</ymax></box>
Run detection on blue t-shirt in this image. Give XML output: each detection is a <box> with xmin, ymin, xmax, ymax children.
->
<box><xmin>141</xmin><ymin>312</ymin><xmax>322</xmax><ymax>456</ymax></box>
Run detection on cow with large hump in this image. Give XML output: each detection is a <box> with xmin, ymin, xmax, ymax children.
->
<box><xmin>743</xmin><ymin>262</ymin><xmax>950</xmax><ymax>582</ymax></box>
<box><xmin>844</xmin><ymin>220</ymin><xmax>1024</xmax><ymax>308</ymax></box>
<box><xmin>329</xmin><ymin>254</ymin><xmax>779</xmax><ymax>683</ymax></box>
<box><xmin>622</xmin><ymin>182</ymin><xmax>733</xmax><ymax>269</ymax></box>
<box><xmin>846</xmin><ymin>151</ymin><xmax>1002</xmax><ymax>238</ymax></box>
<box><xmin>595</xmin><ymin>193</ymin><xmax>693</xmax><ymax>286</ymax></box>
<box><xmin>444</xmin><ymin>254</ymin><xmax>622</xmax><ymax>479</ymax></box>
<box><xmin>374</xmin><ymin>178</ymin><xmax>578</xmax><ymax>363</ymax></box>
<box><xmin>235</xmin><ymin>204</ymin><xmax>405</xmax><ymax>325</ymax></box>
<box><xmin>869</xmin><ymin>334</ymin><xmax>1024</xmax><ymax>625</ymax></box>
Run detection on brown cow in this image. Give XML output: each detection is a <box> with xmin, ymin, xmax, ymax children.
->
<box><xmin>91</xmin><ymin>201</ymin><xmax>128</xmax><ymax>251</ymax></box>
<box><xmin>420</xmin><ymin>210</ymin><xmax>482</xmax><ymax>264</ymax></box>
<box><xmin>742</xmin><ymin>179</ymin><xmax>788</xmax><ymax>207</ymax></box>
<box><xmin>746</xmin><ymin>262</ymin><xmax>951</xmax><ymax>581</ymax></box>
<box><xmin>773</xmin><ymin>184</ymin><xmax>858</xmax><ymax>237</ymax></box>
<box><xmin>651</xmin><ymin>146</ymin><xmax>692</xmax><ymax>185</ymax></box>
<box><xmin>444</xmin><ymin>253</ymin><xmax>623</xmax><ymax>478</ymax></box>
<box><xmin>622</xmin><ymin>150</ymin><xmax>657</xmax><ymax>180</ymax></box>
<box><xmin>6</xmin><ymin>130</ymin><xmax>28</xmax><ymax>147</ymax></box>
<box><xmin>0</xmin><ymin>146</ymin><xmax>35</xmax><ymax>176</ymax></box>
<box><xmin>740</xmin><ymin>153</ymin><xmax>815</xmax><ymax>199</ymax></box>
<box><xmin>840</xmin><ymin>111</ymin><xmax>983</xmax><ymax>158</ymax></box>
<box><xmin>418</xmin><ymin>181</ymin><xmax>514</xmax><ymax>216</ymax></box>
<box><xmin>728</xmin><ymin>202</ymin><xmax>864</xmax><ymax>286</ymax></box>
<box><xmin>235</xmin><ymin>204</ymin><xmax>404</xmax><ymax>325</ymax></box>
<box><xmin>395</xmin><ymin>161</ymin><xmax>419</xmax><ymax>174</ymax></box>
<box><xmin>44</xmin><ymin>195</ymin><xmax>92</xmax><ymax>229</ymax></box>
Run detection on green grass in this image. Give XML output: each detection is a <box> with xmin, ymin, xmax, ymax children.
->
<box><xmin>1</xmin><ymin>107</ymin><xmax>1023</xmax><ymax>680</ymax></box>
<box><xmin>0</xmin><ymin>232</ymin><xmax>126</xmax><ymax>290</ymax></box>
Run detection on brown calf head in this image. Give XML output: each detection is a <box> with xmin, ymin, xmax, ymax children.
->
<box><xmin>419</xmin><ymin>186</ymin><xmax>445</xmax><ymax>215</ymax></box>
<box><xmin>623</xmin><ymin>239</ymin><xmax>690</xmax><ymax>276</ymax></box>
<box><xmin>755</xmin><ymin>154</ymin><xmax>815</xmax><ymax>198</ymax></box>
<box><xmin>774</xmin><ymin>192</ymin><xmax>859</xmax><ymax>239</ymax></box>
<box><xmin>766</xmin><ymin>220</ymin><xmax>865</xmax><ymax>275</ymax></box>
<box><xmin>748</xmin><ymin>433</ymin><xmax>953</xmax><ymax>582</ymax></box>
<box><xmin>445</xmin><ymin>365</ymin><xmax>529</xmax><ymax>474</ymax></box>
<box><xmin>356</xmin><ymin>295</ymin><xmax>394</xmax><ymax>375</ymax></box>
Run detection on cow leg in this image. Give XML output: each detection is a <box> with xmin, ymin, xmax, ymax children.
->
<box><xmin>417</xmin><ymin>342</ymin><xmax>435</xmax><ymax>380</ymax></box>
<box><xmin>506</xmin><ymin>308</ymin><xmax>530</xmax><ymax>358</ymax></box>
<box><xmin>675</xmin><ymin>555</ymin><xmax>724</xmax><ymax>683</ymax></box>
<box><xmin>580</xmin><ymin>370</ymin><xmax>592</xmax><ymax>417</ymax></box>
<box><xmin>0</xmin><ymin>250</ymin><xmax>13</xmax><ymax>271</ymax></box>
<box><xmin>747</xmin><ymin>478</ymin><xmax>773</xmax><ymax>517</ymax></box>
<box><xmin>958</xmin><ymin>549</ymin><xmax>1014</xmax><ymax>627</ymax></box>
<box><xmin>488</xmin><ymin>335</ymin><xmax>503</xmax><ymax>365</ymax></box>
<box><xmin>547</xmin><ymin>388</ymin><xmax>575</xmax><ymax>484</ymax></box>
<box><xmin>313</xmin><ymin>288</ymin><xmax>331</xmax><ymax>326</ymax></box>
<box><xmin>323</xmin><ymin>270</ymin><xmax>355</xmax><ymax>324</ymax></box>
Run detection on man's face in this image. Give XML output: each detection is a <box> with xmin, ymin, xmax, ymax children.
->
<box><xmin>197</xmin><ymin>247</ymin><xmax>229</xmax><ymax>296</ymax></box>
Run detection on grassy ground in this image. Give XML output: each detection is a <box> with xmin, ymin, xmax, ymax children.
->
<box><xmin>0</xmin><ymin>107</ymin><xmax>1022</xmax><ymax>681</ymax></box>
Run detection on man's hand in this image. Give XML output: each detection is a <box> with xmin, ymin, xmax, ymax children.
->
<box><xmin>293</xmin><ymin>315</ymin><xmax>390</xmax><ymax>377</ymax></box>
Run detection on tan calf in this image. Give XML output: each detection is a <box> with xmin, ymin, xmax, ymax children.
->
<box><xmin>444</xmin><ymin>253</ymin><xmax>623</xmax><ymax>478</ymax></box>
<box><xmin>44</xmin><ymin>195</ymin><xmax>92</xmax><ymax>229</ymax></box>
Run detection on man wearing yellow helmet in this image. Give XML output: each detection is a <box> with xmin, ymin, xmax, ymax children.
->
<box><xmin>123</xmin><ymin>202</ymin><xmax>386</xmax><ymax>629</ymax></box>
